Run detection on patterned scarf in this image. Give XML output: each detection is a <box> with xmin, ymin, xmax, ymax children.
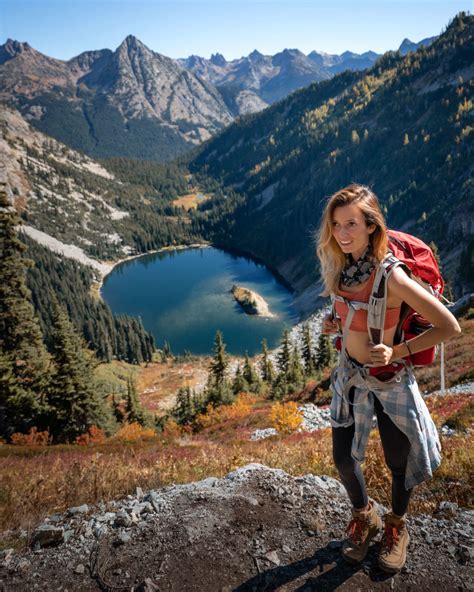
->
<box><xmin>340</xmin><ymin>246</ymin><xmax>377</xmax><ymax>287</ymax></box>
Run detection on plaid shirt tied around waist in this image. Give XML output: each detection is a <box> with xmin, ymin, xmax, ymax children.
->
<box><xmin>330</xmin><ymin>351</ymin><xmax>442</xmax><ymax>490</ymax></box>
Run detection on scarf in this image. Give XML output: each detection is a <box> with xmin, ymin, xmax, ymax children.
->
<box><xmin>340</xmin><ymin>246</ymin><xmax>377</xmax><ymax>287</ymax></box>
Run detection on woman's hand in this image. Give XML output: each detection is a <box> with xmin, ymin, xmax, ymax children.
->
<box><xmin>369</xmin><ymin>343</ymin><xmax>394</xmax><ymax>366</ymax></box>
<box><xmin>322</xmin><ymin>314</ymin><xmax>338</xmax><ymax>335</ymax></box>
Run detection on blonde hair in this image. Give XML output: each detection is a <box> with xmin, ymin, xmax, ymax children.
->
<box><xmin>316</xmin><ymin>183</ymin><xmax>389</xmax><ymax>296</ymax></box>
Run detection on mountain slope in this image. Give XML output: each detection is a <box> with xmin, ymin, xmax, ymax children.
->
<box><xmin>0</xmin><ymin>37</ymin><xmax>233</xmax><ymax>160</ymax></box>
<box><xmin>187</xmin><ymin>13</ymin><xmax>473</xmax><ymax>313</ymax></box>
<box><xmin>0</xmin><ymin>105</ymin><xmax>204</xmax><ymax>360</ymax></box>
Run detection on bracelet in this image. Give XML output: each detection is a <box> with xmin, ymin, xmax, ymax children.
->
<box><xmin>405</xmin><ymin>340</ymin><xmax>412</xmax><ymax>357</ymax></box>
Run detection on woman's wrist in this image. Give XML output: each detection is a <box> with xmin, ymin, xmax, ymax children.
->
<box><xmin>392</xmin><ymin>342</ymin><xmax>411</xmax><ymax>360</ymax></box>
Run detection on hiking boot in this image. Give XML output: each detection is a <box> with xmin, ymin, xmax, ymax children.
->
<box><xmin>378</xmin><ymin>511</ymin><xmax>410</xmax><ymax>573</ymax></box>
<box><xmin>342</xmin><ymin>499</ymin><xmax>383</xmax><ymax>564</ymax></box>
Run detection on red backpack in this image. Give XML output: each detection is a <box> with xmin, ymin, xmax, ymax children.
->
<box><xmin>369</xmin><ymin>229</ymin><xmax>446</xmax><ymax>366</ymax></box>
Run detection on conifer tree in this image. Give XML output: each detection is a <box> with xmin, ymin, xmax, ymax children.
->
<box><xmin>173</xmin><ymin>386</ymin><xmax>195</xmax><ymax>425</ymax></box>
<box><xmin>206</xmin><ymin>330</ymin><xmax>233</xmax><ymax>406</ymax></box>
<box><xmin>0</xmin><ymin>186</ymin><xmax>50</xmax><ymax>438</ymax></box>
<box><xmin>302</xmin><ymin>323</ymin><xmax>316</xmax><ymax>376</ymax></box>
<box><xmin>125</xmin><ymin>374</ymin><xmax>150</xmax><ymax>427</ymax></box>
<box><xmin>315</xmin><ymin>334</ymin><xmax>336</xmax><ymax>371</ymax></box>
<box><xmin>209</xmin><ymin>330</ymin><xmax>228</xmax><ymax>386</ymax></box>
<box><xmin>287</xmin><ymin>344</ymin><xmax>305</xmax><ymax>389</ymax></box>
<box><xmin>271</xmin><ymin>372</ymin><xmax>289</xmax><ymax>401</ymax></box>
<box><xmin>191</xmin><ymin>389</ymin><xmax>207</xmax><ymax>417</ymax></box>
<box><xmin>259</xmin><ymin>338</ymin><xmax>275</xmax><ymax>383</ymax></box>
<box><xmin>276</xmin><ymin>328</ymin><xmax>291</xmax><ymax>376</ymax></box>
<box><xmin>47</xmin><ymin>300</ymin><xmax>111</xmax><ymax>441</ymax></box>
<box><xmin>243</xmin><ymin>351</ymin><xmax>262</xmax><ymax>393</ymax></box>
<box><xmin>232</xmin><ymin>364</ymin><xmax>249</xmax><ymax>395</ymax></box>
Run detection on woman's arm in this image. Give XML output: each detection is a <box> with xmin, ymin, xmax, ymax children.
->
<box><xmin>370</xmin><ymin>266</ymin><xmax>461</xmax><ymax>365</ymax></box>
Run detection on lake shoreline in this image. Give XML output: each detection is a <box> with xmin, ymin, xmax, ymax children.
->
<box><xmin>92</xmin><ymin>241</ymin><xmax>213</xmax><ymax>299</ymax></box>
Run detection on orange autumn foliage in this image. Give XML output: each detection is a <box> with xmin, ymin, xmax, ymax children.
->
<box><xmin>270</xmin><ymin>401</ymin><xmax>303</xmax><ymax>434</ymax></box>
<box><xmin>113</xmin><ymin>422</ymin><xmax>157</xmax><ymax>443</ymax></box>
<box><xmin>75</xmin><ymin>426</ymin><xmax>107</xmax><ymax>446</ymax></box>
<box><xmin>195</xmin><ymin>393</ymin><xmax>257</xmax><ymax>429</ymax></box>
<box><xmin>10</xmin><ymin>427</ymin><xmax>51</xmax><ymax>446</ymax></box>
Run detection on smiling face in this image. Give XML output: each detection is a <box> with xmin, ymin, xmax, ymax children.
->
<box><xmin>332</xmin><ymin>203</ymin><xmax>376</xmax><ymax>260</ymax></box>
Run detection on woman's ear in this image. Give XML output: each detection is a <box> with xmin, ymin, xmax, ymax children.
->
<box><xmin>368</xmin><ymin>224</ymin><xmax>376</xmax><ymax>235</ymax></box>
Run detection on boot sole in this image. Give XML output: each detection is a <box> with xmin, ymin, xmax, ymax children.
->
<box><xmin>378</xmin><ymin>561</ymin><xmax>404</xmax><ymax>574</ymax></box>
<box><xmin>342</xmin><ymin>529</ymin><xmax>383</xmax><ymax>564</ymax></box>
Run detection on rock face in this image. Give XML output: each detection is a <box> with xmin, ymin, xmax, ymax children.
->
<box><xmin>231</xmin><ymin>284</ymin><xmax>275</xmax><ymax>317</ymax></box>
<box><xmin>1</xmin><ymin>464</ymin><xmax>472</xmax><ymax>591</ymax></box>
<box><xmin>0</xmin><ymin>36</ymin><xmax>233</xmax><ymax>160</ymax></box>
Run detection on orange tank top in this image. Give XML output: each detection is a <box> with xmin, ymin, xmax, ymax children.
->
<box><xmin>334</xmin><ymin>269</ymin><xmax>401</xmax><ymax>332</ymax></box>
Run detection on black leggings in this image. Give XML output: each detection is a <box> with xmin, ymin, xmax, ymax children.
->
<box><xmin>332</xmin><ymin>386</ymin><xmax>414</xmax><ymax>516</ymax></box>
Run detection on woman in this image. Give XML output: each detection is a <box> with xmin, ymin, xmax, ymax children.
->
<box><xmin>316</xmin><ymin>183</ymin><xmax>461</xmax><ymax>573</ymax></box>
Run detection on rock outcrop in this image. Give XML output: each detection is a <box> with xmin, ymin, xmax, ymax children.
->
<box><xmin>1</xmin><ymin>464</ymin><xmax>472</xmax><ymax>590</ymax></box>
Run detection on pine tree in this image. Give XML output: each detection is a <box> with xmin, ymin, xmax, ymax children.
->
<box><xmin>232</xmin><ymin>364</ymin><xmax>249</xmax><ymax>395</ymax></box>
<box><xmin>173</xmin><ymin>386</ymin><xmax>195</xmax><ymax>425</ymax></box>
<box><xmin>315</xmin><ymin>334</ymin><xmax>335</xmax><ymax>371</ymax></box>
<box><xmin>191</xmin><ymin>389</ymin><xmax>207</xmax><ymax>417</ymax></box>
<box><xmin>0</xmin><ymin>186</ymin><xmax>50</xmax><ymax>438</ymax></box>
<box><xmin>125</xmin><ymin>374</ymin><xmax>150</xmax><ymax>427</ymax></box>
<box><xmin>276</xmin><ymin>328</ymin><xmax>291</xmax><ymax>376</ymax></box>
<box><xmin>271</xmin><ymin>372</ymin><xmax>289</xmax><ymax>401</ymax></box>
<box><xmin>302</xmin><ymin>323</ymin><xmax>316</xmax><ymax>377</ymax></box>
<box><xmin>205</xmin><ymin>332</ymin><xmax>233</xmax><ymax>407</ymax></box>
<box><xmin>47</xmin><ymin>300</ymin><xmax>111</xmax><ymax>441</ymax></box>
<box><xmin>243</xmin><ymin>351</ymin><xmax>262</xmax><ymax>393</ymax></box>
<box><xmin>259</xmin><ymin>338</ymin><xmax>275</xmax><ymax>383</ymax></box>
<box><xmin>287</xmin><ymin>344</ymin><xmax>305</xmax><ymax>389</ymax></box>
<box><xmin>208</xmin><ymin>330</ymin><xmax>228</xmax><ymax>387</ymax></box>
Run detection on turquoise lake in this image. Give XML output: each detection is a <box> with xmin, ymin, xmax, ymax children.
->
<box><xmin>101</xmin><ymin>246</ymin><xmax>299</xmax><ymax>356</ymax></box>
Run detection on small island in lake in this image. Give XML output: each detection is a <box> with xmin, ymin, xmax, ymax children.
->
<box><xmin>231</xmin><ymin>284</ymin><xmax>275</xmax><ymax>318</ymax></box>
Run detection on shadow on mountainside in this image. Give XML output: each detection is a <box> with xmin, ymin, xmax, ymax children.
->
<box><xmin>1</xmin><ymin>464</ymin><xmax>472</xmax><ymax>591</ymax></box>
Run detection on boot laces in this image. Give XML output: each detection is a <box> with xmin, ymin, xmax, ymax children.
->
<box><xmin>381</xmin><ymin>523</ymin><xmax>400</xmax><ymax>553</ymax></box>
<box><xmin>346</xmin><ymin>516</ymin><xmax>368</xmax><ymax>545</ymax></box>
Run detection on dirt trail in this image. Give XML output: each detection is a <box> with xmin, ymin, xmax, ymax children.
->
<box><xmin>1</xmin><ymin>464</ymin><xmax>472</xmax><ymax>591</ymax></box>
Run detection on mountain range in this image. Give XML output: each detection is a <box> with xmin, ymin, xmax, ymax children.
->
<box><xmin>180</xmin><ymin>36</ymin><xmax>435</xmax><ymax>110</ymax></box>
<box><xmin>0</xmin><ymin>34</ymin><xmax>436</xmax><ymax>161</ymax></box>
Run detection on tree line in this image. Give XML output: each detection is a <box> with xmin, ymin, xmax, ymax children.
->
<box><xmin>170</xmin><ymin>326</ymin><xmax>336</xmax><ymax>429</ymax></box>
<box><xmin>0</xmin><ymin>187</ymin><xmax>152</xmax><ymax>442</ymax></box>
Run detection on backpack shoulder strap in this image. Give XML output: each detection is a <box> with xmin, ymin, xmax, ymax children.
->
<box><xmin>367</xmin><ymin>254</ymin><xmax>406</xmax><ymax>344</ymax></box>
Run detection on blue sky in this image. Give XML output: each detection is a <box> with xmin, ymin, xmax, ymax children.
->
<box><xmin>1</xmin><ymin>0</ymin><xmax>471</xmax><ymax>60</ymax></box>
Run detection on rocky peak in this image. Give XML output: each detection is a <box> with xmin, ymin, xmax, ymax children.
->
<box><xmin>248</xmin><ymin>49</ymin><xmax>265</xmax><ymax>61</ymax></box>
<box><xmin>210</xmin><ymin>52</ymin><xmax>226</xmax><ymax>66</ymax></box>
<box><xmin>272</xmin><ymin>48</ymin><xmax>307</xmax><ymax>66</ymax></box>
<box><xmin>184</xmin><ymin>54</ymin><xmax>206</xmax><ymax>68</ymax></box>
<box><xmin>124</xmin><ymin>34</ymin><xmax>140</xmax><ymax>48</ymax></box>
<box><xmin>116</xmin><ymin>35</ymin><xmax>150</xmax><ymax>59</ymax></box>
<box><xmin>0</xmin><ymin>39</ymin><xmax>33</xmax><ymax>65</ymax></box>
